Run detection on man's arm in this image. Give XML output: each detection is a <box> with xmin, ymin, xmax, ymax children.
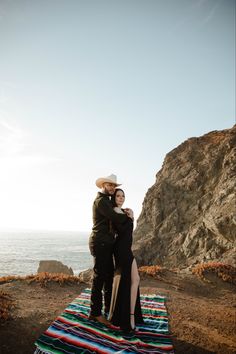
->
<box><xmin>98</xmin><ymin>198</ymin><xmax>129</xmax><ymax>223</ymax></box>
<box><xmin>124</xmin><ymin>208</ymin><xmax>134</xmax><ymax>221</ymax></box>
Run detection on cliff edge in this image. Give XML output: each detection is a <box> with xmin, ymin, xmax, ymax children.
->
<box><xmin>133</xmin><ymin>125</ymin><xmax>236</xmax><ymax>268</ymax></box>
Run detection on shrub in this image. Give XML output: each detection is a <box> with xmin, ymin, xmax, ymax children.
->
<box><xmin>0</xmin><ymin>291</ymin><xmax>14</xmax><ymax>320</ymax></box>
<box><xmin>0</xmin><ymin>273</ymin><xmax>81</xmax><ymax>288</ymax></box>
<box><xmin>27</xmin><ymin>272</ymin><xmax>81</xmax><ymax>287</ymax></box>
<box><xmin>139</xmin><ymin>265</ymin><xmax>163</xmax><ymax>278</ymax></box>
<box><xmin>192</xmin><ymin>262</ymin><xmax>236</xmax><ymax>284</ymax></box>
<box><xmin>0</xmin><ymin>275</ymin><xmax>20</xmax><ymax>284</ymax></box>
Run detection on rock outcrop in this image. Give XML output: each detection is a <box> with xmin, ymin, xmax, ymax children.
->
<box><xmin>37</xmin><ymin>260</ymin><xmax>74</xmax><ymax>275</ymax></box>
<box><xmin>78</xmin><ymin>269</ymin><xmax>93</xmax><ymax>283</ymax></box>
<box><xmin>133</xmin><ymin>126</ymin><xmax>236</xmax><ymax>268</ymax></box>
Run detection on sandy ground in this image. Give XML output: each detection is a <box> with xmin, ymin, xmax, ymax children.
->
<box><xmin>0</xmin><ymin>270</ymin><xmax>235</xmax><ymax>354</ymax></box>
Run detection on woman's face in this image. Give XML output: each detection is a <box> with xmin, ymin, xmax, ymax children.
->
<box><xmin>115</xmin><ymin>190</ymin><xmax>125</xmax><ymax>207</ymax></box>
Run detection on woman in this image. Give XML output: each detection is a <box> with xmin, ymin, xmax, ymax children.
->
<box><xmin>108</xmin><ymin>188</ymin><xmax>143</xmax><ymax>332</ymax></box>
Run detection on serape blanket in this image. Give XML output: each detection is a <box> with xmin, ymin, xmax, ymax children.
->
<box><xmin>34</xmin><ymin>288</ymin><xmax>174</xmax><ymax>354</ymax></box>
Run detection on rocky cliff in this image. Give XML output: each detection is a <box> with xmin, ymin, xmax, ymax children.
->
<box><xmin>133</xmin><ymin>126</ymin><xmax>236</xmax><ymax>268</ymax></box>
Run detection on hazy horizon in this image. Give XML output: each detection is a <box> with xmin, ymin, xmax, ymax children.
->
<box><xmin>0</xmin><ymin>227</ymin><xmax>90</xmax><ymax>233</ymax></box>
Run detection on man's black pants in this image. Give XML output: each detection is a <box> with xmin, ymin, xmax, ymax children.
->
<box><xmin>89</xmin><ymin>241</ymin><xmax>114</xmax><ymax>317</ymax></box>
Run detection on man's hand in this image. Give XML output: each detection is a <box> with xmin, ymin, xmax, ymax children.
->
<box><xmin>124</xmin><ymin>208</ymin><xmax>134</xmax><ymax>220</ymax></box>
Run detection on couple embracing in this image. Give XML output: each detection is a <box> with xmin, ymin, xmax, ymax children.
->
<box><xmin>88</xmin><ymin>174</ymin><xmax>143</xmax><ymax>333</ymax></box>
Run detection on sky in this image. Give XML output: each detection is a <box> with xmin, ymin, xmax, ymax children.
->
<box><xmin>0</xmin><ymin>0</ymin><xmax>235</xmax><ymax>232</ymax></box>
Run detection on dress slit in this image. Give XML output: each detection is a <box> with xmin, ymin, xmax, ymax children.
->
<box><xmin>108</xmin><ymin>218</ymin><xmax>143</xmax><ymax>330</ymax></box>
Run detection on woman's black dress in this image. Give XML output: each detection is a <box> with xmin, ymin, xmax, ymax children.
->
<box><xmin>108</xmin><ymin>215</ymin><xmax>143</xmax><ymax>331</ymax></box>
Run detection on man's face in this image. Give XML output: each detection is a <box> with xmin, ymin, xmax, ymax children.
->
<box><xmin>102</xmin><ymin>182</ymin><xmax>116</xmax><ymax>195</ymax></box>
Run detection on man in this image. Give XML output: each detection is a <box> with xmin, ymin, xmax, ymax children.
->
<box><xmin>89</xmin><ymin>174</ymin><xmax>133</xmax><ymax>325</ymax></box>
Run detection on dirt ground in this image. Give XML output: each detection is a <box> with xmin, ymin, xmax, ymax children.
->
<box><xmin>0</xmin><ymin>270</ymin><xmax>235</xmax><ymax>354</ymax></box>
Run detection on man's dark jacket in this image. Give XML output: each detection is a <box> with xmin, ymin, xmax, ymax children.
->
<box><xmin>90</xmin><ymin>192</ymin><xmax>128</xmax><ymax>245</ymax></box>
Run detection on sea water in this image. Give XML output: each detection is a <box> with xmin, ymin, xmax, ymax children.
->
<box><xmin>0</xmin><ymin>230</ymin><xmax>93</xmax><ymax>277</ymax></box>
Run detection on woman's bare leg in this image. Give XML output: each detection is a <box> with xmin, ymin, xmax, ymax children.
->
<box><xmin>130</xmin><ymin>258</ymin><xmax>140</xmax><ymax>329</ymax></box>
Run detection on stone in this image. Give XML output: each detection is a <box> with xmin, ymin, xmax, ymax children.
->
<box><xmin>78</xmin><ymin>268</ymin><xmax>93</xmax><ymax>284</ymax></box>
<box><xmin>37</xmin><ymin>260</ymin><xmax>74</xmax><ymax>275</ymax></box>
<box><xmin>133</xmin><ymin>125</ymin><xmax>236</xmax><ymax>268</ymax></box>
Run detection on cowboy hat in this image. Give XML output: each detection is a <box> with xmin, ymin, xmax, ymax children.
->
<box><xmin>95</xmin><ymin>174</ymin><xmax>122</xmax><ymax>189</ymax></box>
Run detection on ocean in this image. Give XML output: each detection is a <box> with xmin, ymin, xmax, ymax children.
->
<box><xmin>0</xmin><ymin>230</ymin><xmax>93</xmax><ymax>277</ymax></box>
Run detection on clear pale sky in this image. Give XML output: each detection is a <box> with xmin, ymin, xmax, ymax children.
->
<box><xmin>0</xmin><ymin>0</ymin><xmax>235</xmax><ymax>232</ymax></box>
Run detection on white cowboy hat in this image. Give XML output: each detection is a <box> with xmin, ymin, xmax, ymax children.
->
<box><xmin>95</xmin><ymin>174</ymin><xmax>122</xmax><ymax>189</ymax></box>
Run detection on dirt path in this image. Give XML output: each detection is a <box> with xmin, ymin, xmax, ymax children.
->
<box><xmin>0</xmin><ymin>271</ymin><xmax>235</xmax><ymax>354</ymax></box>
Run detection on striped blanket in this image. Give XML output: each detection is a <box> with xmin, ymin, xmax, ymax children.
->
<box><xmin>34</xmin><ymin>288</ymin><xmax>174</xmax><ymax>354</ymax></box>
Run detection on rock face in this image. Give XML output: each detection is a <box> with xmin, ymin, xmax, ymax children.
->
<box><xmin>37</xmin><ymin>260</ymin><xmax>74</xmax><ymax>275</ymax></box>
<box><xmin>133</xmin><ymin>126</ymin><xmax>236</xmax><ymax>268</ymax></box>
<box><xmin>78</xmin><ymin>269</ymin><xmax>93</xmax><ymax>284</ymax></box>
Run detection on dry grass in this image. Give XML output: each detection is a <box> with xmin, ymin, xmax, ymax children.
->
<box><xmin>0</xmin><ymin>275</ymin><xmax>23</xmax><ymax>284</ymax></box>
<box><xmin>192</xmin><ymin>262</ymin><xmax>236</xmax><ymax>284</ymax></box>
<box><xmin>0</xmin><ymin>273</ymin><xmax>81</xmax><ymax>288</ymax></box>
<box><xmin>0</xmin><ymin>290</ymin><xmax>15</xmax><ymax>320</ymax></box>
<box><xmin>138</xmin><ymin>265</ymin><xmax>163</xmax><ymax>279</ymax></box>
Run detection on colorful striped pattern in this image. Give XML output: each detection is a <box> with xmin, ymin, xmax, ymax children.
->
<box><xmin>34</xmin><ymin>288</ymin><xmax>174</xmax><ymax>354</ymax></box>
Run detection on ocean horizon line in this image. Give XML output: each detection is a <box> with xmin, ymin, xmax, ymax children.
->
<box><xmin>0</xmin><ymin>228</ymin><xmax>91</xmax><ymax>234</ymax></box>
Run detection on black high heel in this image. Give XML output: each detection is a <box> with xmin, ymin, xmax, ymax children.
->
<box><xmin>121</xmin><ymin>314</ymin><xmax>136</xmax><ymax>334</ymax></box>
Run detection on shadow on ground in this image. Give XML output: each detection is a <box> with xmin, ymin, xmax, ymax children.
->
<box><xmin>173</xmin><ymin>338</ymin><xmax>216</xmax><ymax>354</ymax></box>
